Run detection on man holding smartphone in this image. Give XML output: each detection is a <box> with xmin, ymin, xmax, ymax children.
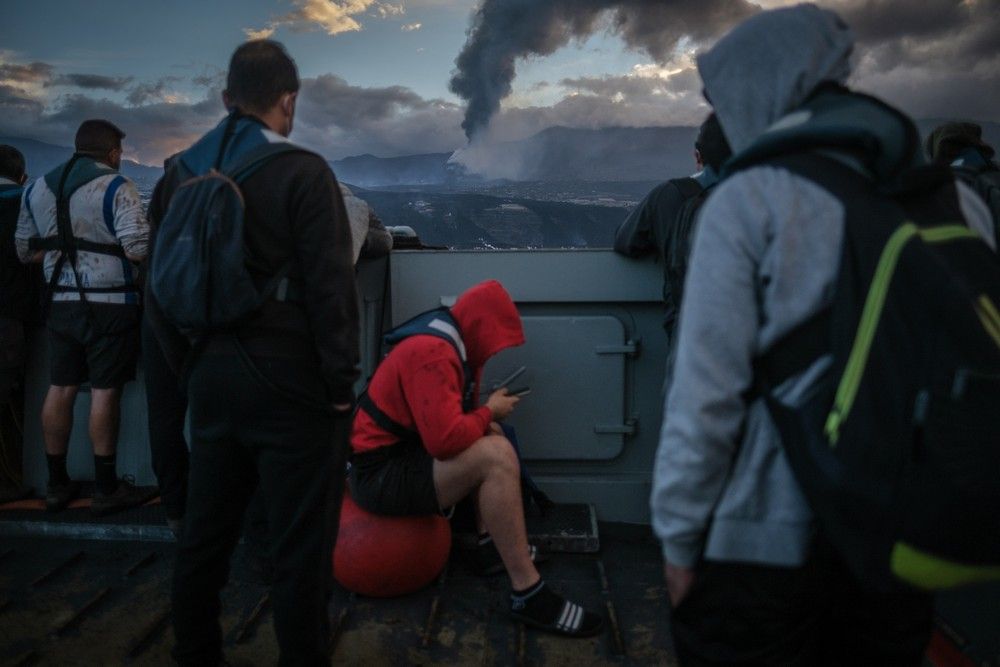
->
<box><xmin>350</xmin><ymin>280</ymin><xmax>603</xmax><ymax>638</ymax></box>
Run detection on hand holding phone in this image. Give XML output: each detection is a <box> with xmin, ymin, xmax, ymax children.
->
<box><xmin>507</xmin><ymin>386</ymin><xmax>531</xmax><ymax>397</ymax></box>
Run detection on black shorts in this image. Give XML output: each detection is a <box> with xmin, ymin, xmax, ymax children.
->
<box><xmin>47</xmin><ymin>302</ymin><xmax>140</xmax><ymax>389</ymax></box>
<box><xmin>349</xmin><ymin>440</ymin><xmax>443</xmax><ymax>516</ymax></box>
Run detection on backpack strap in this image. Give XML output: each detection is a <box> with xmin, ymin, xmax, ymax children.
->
<box><xmin>750</xmin><ymin>308</ymin><xmax>831</xmax><ymax>398</ymax></box>
<box><xmin>384</xmin><ymin>307</ymin><xmax>476</xmax><ymax>411</ymax></box>
<box><xmin>670</xmin><ymin>176</ymin><xmax>703</xmax><ymax>200</ymax></box>
<box><xmin>226</xmin><ymin>141</ymin><xmax>313</xmax><ymax>183</ymax></box>
<box><xmin>356</xmin><ymin>391</ymin><xmax>420</xmax><ymax>443</ymax></box>
<box><xmin>356</xmin><ymin>307</ymin><xmax>477</xmax><ymax>445</ymax></box>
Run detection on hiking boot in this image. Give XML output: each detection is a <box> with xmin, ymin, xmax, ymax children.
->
<box><xmin>46</xmin><ymin>480</ymin><xmax>80</xmax><ymax>512</ymax></box>
<box><xmin>90</xmin><ymin>478</ymin><xmax>158</xmax><ymax>517</ymax></box>
<box><xmin>475</xmin><ymin>537</ymin><xmax>548</xmax><ymax>576</ymax></box>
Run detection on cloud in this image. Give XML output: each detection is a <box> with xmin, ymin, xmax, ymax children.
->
<box><xmin>49</xmin><ymin>73</ymin><xmax>134</xmax><ymax>91</ymax></box>
<box><xmin>0</xmin><ymin>61</ymin><xmax>54</xmax><ymax>85</ymax></box>
<box><xmin>126</xmin><ymin>76</ymin><xmax>183</xmax><ymax>106</ymax></box>
<box><xmin>377</xmin><ymin>3</ymin><xmax>406</xmax><ymax>18</ymax></box>
<box><xmin>5</xmin><ymin>0</ymin><xmax>999</xmax><ymax>168</ymax></box>
<box><xmin>246</xmin><ymin>0</ymin><xmax>410</xmax><ymax>39</ymax></box>
<box><xmin>401</xmin><ymin>22</ymin><xmax>422</xmax><ymax>31</ymax></box>
<box><xmin>244</xmin><ymin>26</ymin><xmax>277</xmax><ymax>40</ymax></box>
<box><xmin>0</xmin><ymin>60</ymin><xmax>225</xmax><ymax>164</ymax></box>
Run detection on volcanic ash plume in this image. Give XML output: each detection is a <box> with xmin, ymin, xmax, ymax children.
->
<box><xmin>448</xmin><ymin>0</ymin><xmax>758</xmax><ymax>142</ymax></box>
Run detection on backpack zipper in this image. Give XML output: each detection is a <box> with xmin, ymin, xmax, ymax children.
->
<box><xmin>824</xmin><ymin>223</ymin><xmax>980</xmax><ymax>445</ymax></box>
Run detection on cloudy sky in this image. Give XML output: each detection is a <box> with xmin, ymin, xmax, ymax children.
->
<box><xmin>1</xmin><ymin>0</ymin><xmax>997</xmax><ymax>165</ymax></box>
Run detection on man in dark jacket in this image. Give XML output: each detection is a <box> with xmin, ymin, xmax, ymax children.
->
<box><xmin>614</xmin><ymin>114</ymin><xmax>731</xmax><ymax>339</ymax></box>
<box><xmin>0</xmin><ymin>145</ymin><xmax>33</xmax><ymax>503</ymax></box>
<box><xmin>149</xmin><ymin>40</ymin><xmax>359</xmax><ymax>666</ymax></box>
<box><xmin>927</xmin><ymin>121</ymin><xmax>1000</xmax><ymax>240</ymax></box>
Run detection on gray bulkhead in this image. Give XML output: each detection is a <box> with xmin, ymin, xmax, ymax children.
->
<box><xmin>20</xmin><ymin>249</ymin><xmax>667</xmax><ymax>524</ymax></box>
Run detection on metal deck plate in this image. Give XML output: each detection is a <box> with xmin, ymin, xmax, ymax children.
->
<box><xmin>0</xmin><ymin>529</ymin><xmax>677</xmax><ymax>665</ymax></box>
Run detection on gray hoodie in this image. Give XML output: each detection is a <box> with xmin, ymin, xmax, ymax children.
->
<box><xmin>650</xmin><ymin>4</ymin><xmax>995</xmax><ymax>568</ymax></box>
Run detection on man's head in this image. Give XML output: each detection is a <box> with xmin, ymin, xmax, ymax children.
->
<box><xmin>694</xmin><ymin>113</ymin><xmax>732</xmax><ymax>172</ymax></box>
<box><xmin>926</xmin><ymin>122</ymin><xmax>996</xmax><ymax>165</ymax></box>
<box><xmin>0</xmin><ymin>145</ymin><xmax>26</xmax><ymax>185</ymax></box>
<box><xmin>75</xmin><ymin>119</ymin><xmax>125</xmax><ymax>169</ymax></box>
<box><xmin>696</xmin><ymin>4</ymin><xmax>854</xmax><ymax>154</ymax></box>
<box><xmin>223</xmin><ymin>40</ymin><xmax>300</xmax><ymax>137</ymax></box>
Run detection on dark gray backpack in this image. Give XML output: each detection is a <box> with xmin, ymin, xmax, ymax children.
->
<box><xmin>150</xmin><ymin>141</ymin><xmax>302</xmax><ymax>333</ymax></box>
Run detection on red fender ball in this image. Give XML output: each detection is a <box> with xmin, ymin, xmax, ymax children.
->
<box><xmin>333</xmin><ymin>490</ymin><xmax>451</xmax><ymax>597</ymax></box>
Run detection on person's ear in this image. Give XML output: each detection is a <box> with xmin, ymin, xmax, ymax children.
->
<box><xmin>282</xmin><ymin>92</ymin><xmax>297</xmax><ymax>118</ymax></box>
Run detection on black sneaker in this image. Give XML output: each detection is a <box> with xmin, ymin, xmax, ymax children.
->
<box><xmin>509</xmin><ymin>581</ymin><xmax>604</xmax><ymax>638</ymax></box>
<box><xmin>46</xmin><ymin>480</ymin><xmax>80</xmax><ymax>512</ymax></box>
<box><xmin>90</xmin><ymin>478</ymin><xmax>158</xmax><ymax>517</ymax></box>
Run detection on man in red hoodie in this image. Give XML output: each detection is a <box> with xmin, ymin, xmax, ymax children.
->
<box><xmin>350</xmin><ymin>280</ymin><xmax>602</xmax><ymax>638</ymax></box>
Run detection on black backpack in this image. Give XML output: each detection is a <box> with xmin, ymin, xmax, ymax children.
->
<box><xmin>746</xmin><ymin>152</ymin><xmax>1000</xmax><ymax>592</ymax></box>
<box><xmin>727</xmin><ymin>87</ymin><xmax>1000</xmax><ymax>592</ymax></box>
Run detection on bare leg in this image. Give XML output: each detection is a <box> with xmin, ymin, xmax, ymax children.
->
<box><xmin>434</xmin><ymin>435</ymin><xmax>539</xmax><ymax>590</ymax></box>
<box><xmin>89</xmin><ymin>388</ymin><xmax>121</xmax><ymax>457</ymax></box>
<box><xmin>42</xmin><ymin>385</ymin><xmax>78</xmax><ymax>456</ymax></box>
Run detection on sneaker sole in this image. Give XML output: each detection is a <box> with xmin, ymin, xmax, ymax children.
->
<box><xmin>509</xmin><ymin>611</ymin><xmax>605</xmax><ymax>638</ymax></box>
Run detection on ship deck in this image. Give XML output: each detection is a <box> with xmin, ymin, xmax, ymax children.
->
<box><xmin>0</xmin><ymin>504</ymin><xmax>676</xmax><ymax>666</ymax></box>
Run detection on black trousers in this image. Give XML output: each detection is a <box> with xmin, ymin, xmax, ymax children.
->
<box><xmin>141</xmin><ymin>318</ymin><xmax>189</xmax><ymax>520</ymax></box>
<box><xmin>171</xmin><ymin>349</ymin><xmax>348</xmax><ymax>667</ymax></box>
<box><xmin>670</xmin><ymin>536</ymin><xmax>934</xmax><ymax>667</ymax></box>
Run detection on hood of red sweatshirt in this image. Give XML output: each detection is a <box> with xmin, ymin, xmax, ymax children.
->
<box><xmin>450</xmin><ymin>280</ymin><xmax>525</xmax><ymax>368</ymax></box>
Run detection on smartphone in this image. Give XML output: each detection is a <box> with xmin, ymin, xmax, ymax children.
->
<box><xmin>508</xmin><ymin>386</ymin><xmax>532</xmax><ymax>397</ymax></box>
<box><xmin>495</xmin><ymin>366</ymin><xmax>526</xmax><ymax>390</ymax></box>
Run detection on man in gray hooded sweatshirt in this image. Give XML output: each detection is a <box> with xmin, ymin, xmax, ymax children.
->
<box><xmin>650</xmin><ymin>5</ymin><xmax>995</xmax><ymax>666</ymax></box>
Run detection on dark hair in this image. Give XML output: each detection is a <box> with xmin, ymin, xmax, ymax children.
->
<box><xmin>0</xmin><ymin>145</ymin><xmax>26</xmax><ymax>182</ymax></box>
<box><xmin>226</xmin><ymin>40</ymin><xmax>300</xmax><ymax>114</ymax></box>
<box><xmin>926</xmin><ymin>121</ymin><xmax>996</xmax><ymax>165</ymax></box>
<box><xmin>695</xmin><ymin>113</ymin><xmax>732</xmax><ymax>172</ymax></box>
<box><xmin>75</xmin><ymin>119</ymin><xmax>125</xmax><ymax>155</ymax></box>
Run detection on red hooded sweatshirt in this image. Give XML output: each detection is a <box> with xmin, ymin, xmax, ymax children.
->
<box><xmin>351</xmin><ymin>280</ymin><xmax>525</xmax><ymax>460</ymax></box>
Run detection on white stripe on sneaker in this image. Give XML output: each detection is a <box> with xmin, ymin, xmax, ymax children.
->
<box><xmin>568</xmin><ymin>605</ymin><xmax>583</xmax><ymax>631</ymax></box>
<box><xmin>556</xmin><ymin>602</ymin><xmax>573</xmax><ymax>630</ymax></box>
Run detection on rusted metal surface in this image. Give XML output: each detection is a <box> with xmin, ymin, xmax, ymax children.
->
<box><xmin>30</xmin><ymin>550</ymin><xmax>83</xmax><ymax>587</ymax></box>
<box><xmin>51</xmin><ymin>586</ymin><xmax>111</xmax><ymax>635</ymax></box>
<box><xmin>421</xmin><ymin>562</ymin><xmax>450</xmax><ymax>648</ymax></box>
<box><xmin>124</xmin><ymin>606</ymin><xmax>171</xmax><ymax>662</ymax></box>
<box><xmin>234</xmin><ymin>592</ymin><xmax>271</xmax><ymax>644</ymax></box>
<box><xmin>123</xmin><ymin>550</ymin><xmax>158</xmax><ymax>577</ymax></box>
<box><xmin>596</xmin><ymin>557</ymin><xmax>625</xmax><ymax>657</ymax></box>
<box><xmin>0</xmin><ymin>528</ymin><xmax>678</xmax><ymax>665</ymax></box>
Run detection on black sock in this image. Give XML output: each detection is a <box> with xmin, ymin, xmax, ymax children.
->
<box><xmin>46</xmin><ymin>454</ymin><xmax>70</xmax><ymax>486</ymax></box>
<box><xmin>94</xmin><ymin>454</ymin><xmax>118</xmax><ymax>495</ymax></box>
<box><xmin>510</xmin><ymin>580</ymin><xmax>602</xmax><ymax>636</ymax></box>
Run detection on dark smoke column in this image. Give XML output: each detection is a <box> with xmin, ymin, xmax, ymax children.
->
<box><xmin>448</xmin><ymin>0</ymin><xmax>759</xmax><ymax>142</ymax></box>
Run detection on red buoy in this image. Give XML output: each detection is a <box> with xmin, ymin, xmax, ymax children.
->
<box><xmin>333</xmin><ymin>490</ymin><xmax>451</xmax><ymax>597</ymax></box>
